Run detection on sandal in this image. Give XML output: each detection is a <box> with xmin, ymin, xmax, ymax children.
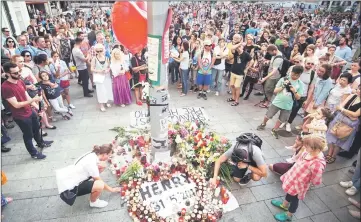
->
<box><xmin>46</xmin><ymin>126</ymin><xmax>57</xmax><ymax>130</ymax></box>
<box><xmin>325</xmin><ymin>155</ymin><xmax>332</xmax><ymax>160</ymax></box>
<box><xmin>62</xmin><ymin>115</ymin><xmax>71</xmax><ymax>120</ymax></box>
<box><xmin>227</xmin><ymin>98</ymin><xmax>235</xmax><ymax>102</ymax></box>
<box><xmin>231</xmin><ymin>102</ymin><xmax>239</xmax><ymax>106</ymax></box>
<box><xmin>326</xmin><ymin>157</ymin><xmax>336</xmax><ymax>164</ymax></box>
<box><xmin>136</xmin><ymin>101</ymin><xmax>143</xmax><ymax>106</ymax></box>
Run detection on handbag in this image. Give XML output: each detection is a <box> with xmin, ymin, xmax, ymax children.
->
<box><xmin>125</xmin><ymin>71</ymin><xmax>132</xmax><ymax>80</ymax></box>
<box><xmin>330</xmin><ymin>57</ymin><xmax>342</xmax><ymax>80</ymax></box>
<box><xmin>57</xmin><ymin>152</ymin><xmax>92</xmax><ymax>206</ymax></box>
<box><xmin>330</xmin><ymin>97</ymin><xmax>357</xmax><ymax>140</ymax></box>
<box><xmin>134</xmin><ymin>57</ymin><xmax>147</xmax><ymax>83</ymax></box>
<box><xmin>214</xmin><ymin>47</ymin><xmax>227</xmax><ymax>66</ymax></box>
<box><xmin>60</xmin><ymin>80</ymin><xmax>70</xmax><ymax>88</ymax></box>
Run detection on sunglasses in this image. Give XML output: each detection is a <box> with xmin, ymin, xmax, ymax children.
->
<box><xmin>25</xmin><ymin>54</ymin><xmax>31</xmax><ymax>57</ymax></box>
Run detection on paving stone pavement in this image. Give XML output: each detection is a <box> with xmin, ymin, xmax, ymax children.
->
<box><xmin>1</xmin><ymin>79</ymin><xmax>359</xmax><ymax>222</ymax></box>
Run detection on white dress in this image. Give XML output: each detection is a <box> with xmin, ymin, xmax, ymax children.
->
<box><xmin>93</xmin><ymin>57</ymin><xmax>114</xmax><ymax>103</ymax></box>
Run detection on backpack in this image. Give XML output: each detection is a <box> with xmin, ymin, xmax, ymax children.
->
<box><xmin>273</xmin><ymin>55</ymin><xmax>290</xmax><ymax>77</ymax></box>
<box><xmin>200</xmin><ymin>50</ymin><xmax>213</xmax><ymax>61</ymax></box>
<box><xmin>59</xmin><ymin>38</ymin><xmax>71</xmax><ymax>60</ymax></box>
<box><xmin>232</xmin><ymin>133</ymin><xmax>263</xmax><ymax>167</ymax></box>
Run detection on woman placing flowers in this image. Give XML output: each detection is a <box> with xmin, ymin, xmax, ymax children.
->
<box><xmin>110</xmin><ymin>48</ymin><xmax>132</xmax><ymax>107</ymax></box>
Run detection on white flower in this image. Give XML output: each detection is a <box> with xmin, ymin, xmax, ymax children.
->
<box><xmin>175</xmin><ymin>135</ymin><xmax>183</xmax><ymax>144</ymax></box>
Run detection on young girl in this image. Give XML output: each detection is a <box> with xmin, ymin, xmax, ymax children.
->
<box><xmin>271</xmin><ymin>136</ymin><xmax>327</xmax><ymax>221</ymax></box>
<box><xmin>39</xmin><ymin>71</ymin><xmax>73</xmax><ymax>120</ymax></box>
<box><xmin>302</xmin><ymin>107</ymin><xmax>332</xmax><ymax>138</ymax></box>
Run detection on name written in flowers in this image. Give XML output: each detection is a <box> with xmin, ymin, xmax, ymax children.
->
<box><xmin>139</xmin><ymin>173</ymin><xmax>196</xmax><ymax>218</ymax></box>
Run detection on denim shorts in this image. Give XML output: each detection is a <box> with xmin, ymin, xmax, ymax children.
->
<box><xmin>197</xmin><ymin>73</ymin><xmax>212</xmax><ymax>86</ymax></box>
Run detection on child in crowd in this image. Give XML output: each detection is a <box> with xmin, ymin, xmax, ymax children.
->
<box><xmin>302</xmin><ymin>107</ymin><xmax>332</xmax><ymax>138</ymax></box>
<box><xmin>271</xmin><ymin>136</ymin><xmax>327</xmax><ymax>221</ymax></box>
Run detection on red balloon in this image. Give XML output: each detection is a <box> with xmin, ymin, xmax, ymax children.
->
<box><xmin>112</xmin><ymin>2</ymin><xmax>147</xmax><ymax>55</ymax></box>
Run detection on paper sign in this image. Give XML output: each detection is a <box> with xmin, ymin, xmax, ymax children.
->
<box><xmin>140</xmin><ymin>173</ymin><xmax>196</xmax><ymax>218</ymax></box>
<box><xmin>147</xmin><ymin>36</ymin><xmax>161</xmax><ymax>83</ymax></box>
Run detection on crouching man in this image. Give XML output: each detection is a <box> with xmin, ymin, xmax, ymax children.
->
<box><xmin>210</xmin><ymin>133</ymin><xmax>267</xmax><ymax>186</ymax></box>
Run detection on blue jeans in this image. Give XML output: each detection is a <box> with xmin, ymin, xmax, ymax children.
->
<box><xmin>352</xmin><ymin>150</ymin><xmax>360</xmax><ymax>190</ymax></box>
<box><xmin>13</xmin><ymin>111</ymin><xmax>42</xmax><ymax>156</ymax></box>
<box><xmin>211</xmin><ymin>68</ymin><xmax>224</xmax><ymax>92</ymax></box>
<box><xmin>169</xmin><ymin>61</ymin><xmax>180</xmax><ymax>83</ymax></box>
<box><xmin>181</xmin><ymin>68</ymin><xmax>189</xmax><ymax>94</ymax></box>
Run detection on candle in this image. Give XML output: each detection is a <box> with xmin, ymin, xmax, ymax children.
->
<box><xmin>178</xmin><ymin>217</ymin><xmax>184</xmax><ymax>222</ymax></box>
<box><xmin>221</xmin><ymin>192</ymin><xmax>230</xmax><ymax>204</ymax></box>
<box><xmin>121</xmin><ymin>189</ymin><xmax>126</xmax><ymax>197</ymax></box>
<box><xmin>220</xmin><ymin>186</ymin><xmax>226</xmax><ymax>197</ymax></box>
<box><xmin>181</xmin><ymin>208</ymin><xmax>186</xmax><ymax>216</ymax></box>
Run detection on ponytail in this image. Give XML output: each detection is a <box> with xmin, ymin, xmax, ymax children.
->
<box><xmin>92</xmin><ymin>143</ymin><xmax>113</xmax><ymax>155</ymax></box>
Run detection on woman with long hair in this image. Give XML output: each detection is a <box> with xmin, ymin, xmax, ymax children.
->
<box><xmin>110</xmin><ymin>48</ymin><xmax>132</xmax><ymax>107</ymax></box>
<box><xmin>3</xmin><ymin>37</ymin><xmax>17</xmax><ymax>58</ymax></box>
<box><xmin>241</xmin><ymin>50</ymin><xmax>260</xmax><ymax>100</ymax></box>
<box><xmin>21</xmin><ymin>50</ymin><xmax>35</xmax><ymax>69</ymax></box>
<box><xmin>91</xmin><ymin>44</ymin><xmax>114</xmax><ymax>112</ymax></box>
<box><xmin>172</xmin><ymin>41</ymin><xmax>190</xmax><ymax>96</ymax></box>
<box><xmin>169</xmin><ymin>36</ymin><xmax>182</xmax><ymax>86</ymax></box>
<box><xmin>289</xmin><ymin>43</ymin><xmax>301</xmax><ymax>65</ymax></box>
<box><xmin>326</xmin><ymin>85</ymin><xmax>360</xmax><ymax>164</ymax></box>
<box><xmin>302</xmin><ymin>44</ymin><xmax>319</xmax><ymax>66</ymax></box>
<box><xmin>131</xmin><ymin>50</ymin><xmax>148</xmax><ymax>106</ymax></box>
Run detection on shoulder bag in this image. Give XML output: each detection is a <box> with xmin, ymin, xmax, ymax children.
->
<box><xmin>92</xmin><ymin>57</ymin><xmax>106</xmax><ymax>84</ymax></box>
<box><xmin>330</xmin><ymin>96</ymin><xmax>357</xmax><ymax>140</ymax></box>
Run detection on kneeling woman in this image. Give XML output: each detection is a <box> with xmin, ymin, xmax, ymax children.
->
<box><xmin>57</xmin><ymin>144</ymin><xmax>121</xmax><ymax>208</ymax></box>
<box><xmin>39</xmin><ymin>71</ymin><xmax>73</xmax><ymax>120</ymax></box>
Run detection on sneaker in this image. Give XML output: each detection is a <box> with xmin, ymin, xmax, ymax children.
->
<box><xmin>206</xmin><ymin>90</ymin><xmax>210</xmax><ymax>93</ymax></box>
<box><xmin>274</xmin><ymin>212</ymin><xmax>292</xmax><ymax>222</ymax></box>
<box><xmin>121</xmin><ymin>104</ymin><xmax>125</xmax><ymax>107</ymax></box>
<box><xmin>244</xmin><ymin>96</ymin><xmax>249</xmax><ymax>100</ymax></box>
<box><xmin>197</xmin><ymin>93</ymin><xmax>203</xmax><ymax>99</ymax></box>
<box><xmin>37</xmin><ymin>140</ymin><xmax>53</xmax><ymax>148</ymax></box>
<box><xmin>190</xmin><ymin>86</ymin><xmax>194</xmax><ymax>91</ymax></box>
<box><xmin>271</xmin><ymin>200</ymin><xmax>289</xmax><ymax>211</ymax></box>
<box><xmin>349</xmin><ymin>209</ymin><xmax>361</xmax><ymax>219</ymax></box>
<box><xmin>340</xmin><ymin>181</ymin><xmax>353</xmax><ymax>188</ymax></box>
<box><xmin>193</xmin><ymin>88</ymin><xmax>199</xmax><ymax>93</ymax></box>
<box><xmin>286</xmin><ymin>157</ymin><xmax>295</xmax><ymax>163</ymax></box>
<box><xmin>69</xmin><ymin>104</ymin><xmax>76</xmax><ymax>109</ymax></box>
<box><xmin>280</xmin><ymin>122</ymin><xmax>286</xmax><ymax>128</ymax></box>
<box><xmin>346</xmin><ymin>186</ymin><xmax>358</xmax><ymax>196</ymax></box>
<box><xmin>1</xmin><ymin>145</ymin><xmax>11</xmax><ymax>153</ymax></box>
<box><xmin>203</xmin><ymin>93</ymin><xmax>208</xmax><ymax>100</ymax></box>
<box><xmin>239</xmin><ymin>173</ymin><xmax>252</xmax><ymax>186</ymax></box>
<box><xmin>257</xmin><ymin>123</ymin><xmax>266</xmax><ymax>131</ymax></box>
<box><xmin>295</xmin><ymin>125</ymin><xmax>302</xmax><ymax>130</ymax></box>
<box><xmin>84</xmin><ymin>94</ymin><xmax>93</xmax><ymax>97</ymax></box>
<box><xmin>31</xmin><ymin>152</ymin><xmax>46</xmax><ymax>159</ymax></box>
<box><xmin>285</xmin><ymin>123</ymin><xmax>291</xmax><ymax>132</ymax></box>
<box><xmin>254</xmin><ymin>92</ymin><xmax>264</xmax><ymax>96</ymax></box>
<box><xmin>215</xmin><ymin>91</ymin><xmax>219</xmax><ymax>96</ymax></box>
<box><xmin>271</xmin><ymin>128</ymin><xmax>279</xmax><ymax>139</ymax></box>
<box><xmin>90</xmin><ymin>199</ymin><xmax>108</xmax><ymax>208</ymax></box>
<box><xmin>180</xmin><ymin>93</ymin><xmax>186</xmax><ymax>97</ymax></box>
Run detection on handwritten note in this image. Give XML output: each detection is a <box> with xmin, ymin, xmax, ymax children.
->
<box><xmin>147</xmin><ymin>36</ymin><xmax>160</xmax><ymax>82</ymax></box>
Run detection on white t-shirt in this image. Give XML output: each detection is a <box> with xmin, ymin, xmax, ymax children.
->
<box><xmin>314</xmin><ymin>47</ymin><xmax>328</xmax><ymax>58</ymax></box>
<box><xmin>56</xmin><ymin>152</ymin><xmax>100</xmax><ymax>194</ymax></box>
<box><xmin>326</xmin><ymin>84</ymin><xmax>352</xmax><ymax>110</ymax></box>
<box><xmin>180</xmin><ymin>51</ymin><xmax>190</xmax><ymax>70</ymax></box>
<box><xmin>213</xmin><ymin>46</ymin><xmax>229</xmax><ymax>71</ymax></box>
<box><xmin>298</xmin><ymin>69</ymin><xmax>317</xmax><ymax>97</ymax></box>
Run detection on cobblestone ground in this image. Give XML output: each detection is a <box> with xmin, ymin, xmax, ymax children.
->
<box><xmin>1</xmin><ymin>79</ymin><xmax>359</xmax><ymax>222</ymax></box>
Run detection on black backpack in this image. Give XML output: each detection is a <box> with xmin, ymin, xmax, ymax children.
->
<box><xmin>231</xmin><ymin>133</ymin><xmax>263</xmax><ymax>166</ymax></box>
<box><xmin>273</xmin><ymin>55</ymin><xmax>291</xmax><ymax>77</ymax></box>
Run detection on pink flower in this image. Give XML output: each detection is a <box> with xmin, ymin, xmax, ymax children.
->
<box><xmin>221</xmin><ymin>137</ymin><xmax>228</xmax><ymax>144</ymax></box>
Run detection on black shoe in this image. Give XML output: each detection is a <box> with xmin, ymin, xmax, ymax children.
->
<box><xmin>244</xmin><ymin>96</ymin><xmax>249</xmax><ymax>100</ymax></box>
<box><xmin>190</xmin><ymin>86</ymin><xmax>194</xmax><ymax>91</ymax></box>
<box><xmin>4</xmin><ymin>123</ymin><xmax>14</xmax><ymax>129</ymax></box>
<box><xmin>254</xmin><ymin>92</ymin><xmax>263</xmax><ymax>96</ymax></box>
<box><xmin>42</xmin><ymin>132</ymin><xmax>48</xmax><ymax>137</ymax></box>
<box><xmin>203</xmin><ymin>93</ymin><xmax>208</xmax><ymax>100</ymax></box>
<box><xmin>197</xmin><ymin>92</ymin><xmax>203</xmax><ymax>99</ymax></box>
<box><xmin>84</xmin><ymin>94</ymin><xmax>93</xmax><ymax>97</ymax></box>
<box><xmin>240</xmin><ymin>93</ymin><xmax>244</xmax><ymax>98</ymax></box>
<box><xmin>31</xmin><ymin>152</ymin><xmax>46</xmax><ymax>159</ymax></box>
<box><xmin>239</xmin><ymin>173</ymin><xmax>252</xmax><ymax>186</ymax></box>
<box><xmin>78</xmin><ymin>82</ymin><xmax>82</xmax><ymax>85</ymax></box>
<box><xmin>37</xmin><ymin>140</ymin><xmax>53</xmax><ymax>148</ymax></box>
<box><xmin>352</xmin><ymin>160</ymin><xmax>357</xmax><ymax>167</ymax></box>
<box><xmin>88</xmin><ymin>90</ymin><xmax>94</xmax><ymax>93</ymax></box>
<box><xmin>1</xmin><ymin>145</ymin><xmax>11</xmax><ymax>153</ymax></box>
<box><xmin>92</xmin><ymin>85</ymin><xmax>96</xmax><ymax>89</ymax></box>
<box><xmin>194</xmin><ymin>88</ymin><xmax>199</xmax><ymax>93</ymax></box>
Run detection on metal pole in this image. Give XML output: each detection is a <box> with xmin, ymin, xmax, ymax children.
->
<box><xmin>147</xmin><ymin>2</ymin><xmax>170</xmax><ymax>162</ymax></box>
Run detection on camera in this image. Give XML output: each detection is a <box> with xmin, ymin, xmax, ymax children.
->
<box><xmin>282</xmin><ymin>77</ymin><xmax>292</xmax><ymax>92</ymax></box>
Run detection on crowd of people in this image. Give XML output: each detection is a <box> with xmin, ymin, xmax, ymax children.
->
<box><xmin>1</xmin><ymin>2</ymin><xmax>361</xmax><ymax>221</ymax></box>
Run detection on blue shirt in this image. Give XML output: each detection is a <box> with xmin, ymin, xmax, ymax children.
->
<box><xmin>245</xmin><ymin>28</ymin><xmax>259</xmax><ymax>37</ymax></box>
<box><xmin>15</xmin><ymin>45</ymin><xmax>37</xmax><ymax>57</ymax></box>
<box><xmin>335</xmin><ymin>46</ymin><xmax>352</xmax><ymax>62</ymax></box>
<box><xmin>313</xmin><ymin>77</ymin><xmax>334</xmax><ymax>106</ymax></box>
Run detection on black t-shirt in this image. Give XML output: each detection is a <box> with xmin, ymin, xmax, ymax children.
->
<box><xmin>41</xmin><ymin>82</ymin><xmax>61</xmax><ymax>100</ymax></box>
<box><xmin>240</xmin><ymin>24</ymin><xmax>249</xmax><ymax>37</ymax></box>
<box><xmin>244</xmin><ymin>45</ymin><xmax>255</xmax><ymax>54</ymax></box>
<box><xmin>182</xmin><ymin>35</ymin><xmax>191</xmax><ymax>41</ymax></box>
<box><xmin>131</xmin><ymin>56</ymin><xmax>147</xmax><ymax>75</ymax></box>
<box><xmin>231</xmin><ymin>51</ymin><xmax>252</xmax><ymax>75</ymax></box>
<box><xmin>298</xmin><ymin>42</ymin><xmax>308</xmax><ymax>55</ymax></box>
<box><xmin>306</xmin><ymin>37</ymin><xmax>315</xmax><ymax>45</ymax></box>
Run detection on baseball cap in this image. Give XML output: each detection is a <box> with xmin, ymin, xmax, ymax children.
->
<box><xmin>203</xmin><ymin>39</ymin><xmax>212</xmax><ymax>46</ymax></box>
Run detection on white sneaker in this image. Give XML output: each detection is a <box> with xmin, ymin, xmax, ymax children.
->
<box><xmin>346</xmin><ymin>186</ymin><xmax>358</xmax><ymax>196</ymax></box>
<box><xmin>69</xmin><ymin>104</ymin><xmax>76</xmax><ymax>109</ymax></box>
<box><xmin>285</xmin><ymin>145</ymin><xmax>295</xmax><ymax>150</ymax></box>
<box><xmin>90</xmin><ymin>199</ymin><xmax>108</xmax><ymax>208</ymax></box>
<box><xmin>280</xmin><ymin>122</ymin><xmax>286</xmax><ymax>128</ymax></box>
<box><xmin>286</xmin><ymin>123</ymin><xmax>291</xmax><ymax>132</ymax></box>
<box><xmin>215</xmin><ymin>91</ymin><xmax>219</xmax><ymax>96</ymax></box>
<box><xmin>206</xmin><ymin>90</ymin><xmax>211</xmax><ymax>93</ymax></box>
<box><xmin>340</xmin><ymin>181</ymin><xmax>353</xmax><ymax>188</ymax></box>
<box><xmin>121</xmin><ymin>104</ymin><xmax>125</xmax><ymax>107</ymax></box>
<box><xmin>286</xmin><ymin>157</ymin><xmax>295</xmax><ymax>163</ymax></box>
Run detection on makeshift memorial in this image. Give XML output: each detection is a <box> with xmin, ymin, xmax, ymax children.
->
<box><xmin>109</xmin><ymin>121</ymin><xmax>236</xmax><ymax>221</ymax></box>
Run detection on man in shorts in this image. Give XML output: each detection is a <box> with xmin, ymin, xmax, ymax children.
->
<box><xmin>197</xmin><ymin>39</ymin><xmax>215</xmax><ymax>100</ymax></box>
<box><xmin>257</xmin><ymin>65</ymin><xmax>304</xmax><ymax>139</ymax></box>
<box><xmin>227</xmin><ymin>42</ymin><xmax>252</xmax><ymax>106</ymax></box>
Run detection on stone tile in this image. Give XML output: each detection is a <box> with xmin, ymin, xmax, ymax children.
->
<box><xmin>232</xmin><ymin>188</ymin><xmax>257</xmax><ymax>205</ymax></box>
<box><xmin>303</xmin><ymin>190</ymin><xmax>329</xmax><ymax>214</ymax></box>
<box><xmin>238</xmin><ymin>201</ymin><xmax>277</xmax><ymax>222</ymax></box>
<box><xmin>333</xmin><ymin>207</ymin><xmax>360</xmax><ymax>222</ymax></box>
<box><xmin>314</xmin><ymin>185</ymin><xmax>349</xmax><ymax>210</ymax></box>
<box><xmin>310</xmin><ymin>211</ymin><xmax>340</xmax><ymax>222</ymax></box>
<box><xmin>294</xmin><ymin>218</ymin><xmax>313</xmax><ymax>222</ymax></box>
<box><xmin>262</xmin><ymin>148</ymin><xmax>280</xmax><ymax>159</ymax></box>
<box><xmin>249</xmin><ymin>182</ymin><xmax>285</xmax><ymax>201</ymax></box>
<box><xmin>41</xmin><ymin>196</ymin><xmax>73</xmax><ymax>220</ymax></box>
<box><xmin>322</xmin><ymin>169</ymin><xmax>352</xmax><ymax>186</ymax></box>
<box><xmin>293</xmin><ymin>200</ymin><xmax>314</xmax><ymax>219</ymax></box>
